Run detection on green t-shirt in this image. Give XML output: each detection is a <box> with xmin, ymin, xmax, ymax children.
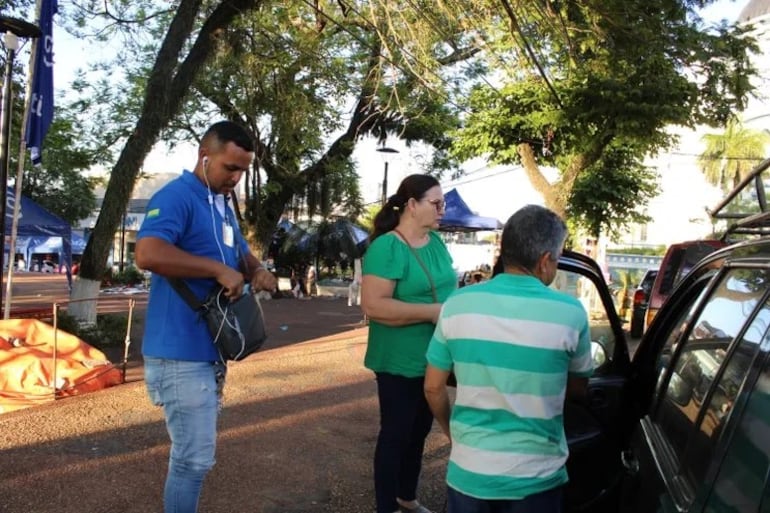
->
<box><xmin>363</xmin><ymin>231</ymin><xmax>457</xmax><ymax>377</ymax></box>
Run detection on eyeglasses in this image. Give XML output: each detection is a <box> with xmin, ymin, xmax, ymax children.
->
<box><xmin>425</xmin><ymin>198</ymin><xmax>446</xmax><ymax>211</ymax></box>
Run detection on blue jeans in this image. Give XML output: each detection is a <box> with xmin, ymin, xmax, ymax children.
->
<box><xmin>145</xmin><ymin>357</ymin><xmax>226</xmax><ymax>513</ymax></box>
<box><xmin>374</xmin><ymin>372</ymin><xmax>434</xmax><ymax>513</ymax></box>
<box><xmin>447</xmin><ymin>486</ymin><xmax>564</xmax><ymax>513</ymax></box>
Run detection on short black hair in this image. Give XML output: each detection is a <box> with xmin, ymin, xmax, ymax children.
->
<box><xmin>202</xmin><ymin>121</ymin><xmax>255</xmax><ymax>153</ymax></box>
<box><xmin>502</xmin><ymin>205</ymin><xmax>567</xmax><ymax>270</ymax></box>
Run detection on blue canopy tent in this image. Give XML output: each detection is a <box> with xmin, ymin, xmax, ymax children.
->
<box><xmin>24</xmin><ymin>232</ymin><xmax>86</xmax><ymax>259</ymax></box>
<box><xmin>4</xmin><ymin>187</ymin><xmax>73</xmax><ymax>284</ymax></box>
<box><xmin>439</xmin><ymin>189</ymin><xmax>502</xmax><ymax>232</ymax></box>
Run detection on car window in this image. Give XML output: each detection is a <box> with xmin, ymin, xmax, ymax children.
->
<box><xmin>680</xmin><ymin>304</ymin><xmax>769</xmax><ymax>483</ymax></box>
<box><xmin>654</xmin><ymin>282</ymin><xmax>711</xmax><ymax>395</ymax></box>
<box><xmin>551</xmin><ymin>268</ymin><xmax>615</xmax><ymax>371</ymax></box>
<box><xmin>705</xmin><ymin>348</ymin><xmax>770</xmax><ymax>513</ymax></box>
<box><xmin>658</xmin><ymin>248</ymin><xmax>685</xmax><ymax>296</ymax></box>
<box><xmin>658</xmin><ymin>244</ymin><xmax>722</xmax><ymax>297</ymax></box>
<box><xmin>673</xmin><ymin>246</ymin><xmax>719</xmax><ymax>288</ymax></box>
<box><xmin>641</xmin><ymin>271</ymin><xmax>657</xmax><ymax>296</ymax></box>
<box><xmin>655</xmin><ymin>268</ymin><xmax>770</xmax><ymax>504</ymax></box>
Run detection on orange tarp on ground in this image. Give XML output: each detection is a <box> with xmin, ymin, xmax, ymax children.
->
<box><xmin>0</xmin><ymin>318</ymin><xmax>123</xmax><ymax>414</ymax></box>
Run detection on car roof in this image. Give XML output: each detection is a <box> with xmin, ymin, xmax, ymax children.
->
<box><xmin>710</xmin><ymin>157</ymin><xmax>770</xmax><ymax>237</ymax></box>
<box><xmin>689</xmin><ymin>236</ymin><xmax>770</xmax><ymax>270</ymax></box>
<box><xmin>665</xmin><ymin>239</ymin><xmax>724</xmax><ymax>249</ymax></box>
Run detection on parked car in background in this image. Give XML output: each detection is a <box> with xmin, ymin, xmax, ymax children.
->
<box><xmin>644</xmin><ymin>239</ymin><xmax>725</xmax><ymax>331</ymax></box>
<box><xmin>630</xmin><ymin>268</ymin><xmax>658</xmax><ymax>338</ymax></box>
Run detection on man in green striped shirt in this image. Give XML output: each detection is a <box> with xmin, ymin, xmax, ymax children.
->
<box><xmin>424</xmin><ymin>205</ymin><xmax>593</xmax><ymax>513</ymax></box>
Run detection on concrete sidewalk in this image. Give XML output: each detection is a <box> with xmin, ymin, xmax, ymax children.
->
<box><xmin>0</xmin><ymin>281</ymin><xmax>452</xmax><ymax>513</ymax></box>
<box><xmin>116</xmin><ymin>294</ymin><xmax>373</xmax><ymax>383</ymax></box>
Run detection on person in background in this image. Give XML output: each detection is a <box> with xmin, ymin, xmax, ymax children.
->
<box><xmin>348</xmin><ymin>257</ymin><xmax>363</xmax><ymax>307</ymax></box>
<box><xmin>424</xmin><ymin>205</ymin><xmax>593</xmax><ymax>513</ymax></box>
<box><xmin>306</xmin><ymin>263</ymin><xmax>317</xmax><ymax>297</ymax></box>
<box><xmin>361</xmin><ymin>174</ymin><xmax>457</xmax><ymax>513</ymax></box>
<box><xmin>135</xmin><ymin>121</ymin><xmax>277</xmax><ymax>513</ymax></box>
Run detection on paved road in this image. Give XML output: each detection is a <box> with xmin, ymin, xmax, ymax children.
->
<box><xmin>0</xmin><ymin>274</ymin><xmax>451</xmax><ymax>513</ymax></box>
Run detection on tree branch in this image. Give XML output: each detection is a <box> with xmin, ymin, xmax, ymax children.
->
<box><xmin>499</xmin><ymin>0</ymin><xmax>563</xmax><ymax>109</ymax></box>
<box><xmin>82</xmin><ymin>0</ymin><xmax>266</xmax><ymax>279</ymax></box>
<box><xmin>438</xmin><ymin>45</ymin><xmax>481</xmax><ymax>66</ymax></box>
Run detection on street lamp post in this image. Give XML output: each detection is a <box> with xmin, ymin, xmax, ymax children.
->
<box><xmin>119</xmin><ymin>211</ymin><xmax>126</xmax><ymax>273</ymax></box>
<box><xmin>0</xmin><ymin>16</ymin><xmax>40</xmax><ymax>314</ymax></box>
<box><xmin>376</xmin><ymin>146</ymin><xmax>399</xmax><ymax>206</ymax></box>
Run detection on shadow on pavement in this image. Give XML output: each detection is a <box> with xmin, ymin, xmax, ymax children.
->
<box><xmin>0</xmin><ymin>276</ymin><xmax>450</xmax><ymax>513</ymax></box>
<box><xmin>0</xmin><ymin>331</ymin><xmax>450</xmax><ymax>513</ymax></box>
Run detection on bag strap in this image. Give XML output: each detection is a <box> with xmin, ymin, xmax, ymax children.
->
<box><xmin>393</xmin><ymin>228</ymin><xmax>437</xmax><ymax>302</ymax></box>
<box><xmin>168</xmin><ymin>278</ymin><xmax>205</xmax><ymax>311</ymax></box>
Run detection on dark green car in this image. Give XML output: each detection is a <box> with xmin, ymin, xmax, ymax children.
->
<box><xmin>559</xmin><ymin>157</ymin><xmax>770</xmax><ymax>512</ymax></box>
<box><xmin>559</xmin><ymin>238</ymin><xmax>770</xmax><ymax>512</ymax></box>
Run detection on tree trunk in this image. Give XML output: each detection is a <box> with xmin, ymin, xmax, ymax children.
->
<box><xmin>516</xmin><ymin>143</ymin><xmax>604</xmax><ymax>220</ymax></box>
<box><xmin>516</xmin><ymin>142</ymin><xmax>564</xmax><ymax>215</ymax></box>
<box><xmin>70</xmin><ymin>0</ymin><xmax>264</xmax><ymax>320</ymax></box>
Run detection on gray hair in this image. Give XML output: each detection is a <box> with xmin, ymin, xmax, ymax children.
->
<box><xmin>501</xmin><ymin>205</ymin><xmax>567</xmax><ymax>270</ymax></box>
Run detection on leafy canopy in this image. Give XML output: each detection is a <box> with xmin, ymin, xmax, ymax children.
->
<box><xmin>450</xmin><ymin>0</ymin><xmax>757</xmax><ymax>235</ymax></box>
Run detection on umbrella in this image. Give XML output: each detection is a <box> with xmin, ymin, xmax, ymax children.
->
<box><xmin>280</xmin><ymin>218</ymin><xmax>370</xmax><ymax>267</ymax></box>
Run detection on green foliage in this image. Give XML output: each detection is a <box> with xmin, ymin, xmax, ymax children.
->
<box><xmin>450</xmin><ymin>0</ymin><xmax>757</xmax><ymax>233</ymax></box>
<box><xmin>357</xmin><ymin>204</ymin><xmax>380</xmax><ymax>233</ymax></box>
<box><xmin>64</xmin><ymin>1</ymin><xmax>179</xmax><ymax>166</ymax></box>
<box><xmin>59</xmin><ymin>0</ymin><xmax>759</xmax><ymax>282</ymax></box>
<box><xmin>568</xmin><ymin>146</ymin><xmax>659</xmax><ymax>239</ymax></box>
<box><xmin>0</xmin><ymin>18</ymin><xmax>98</xmax><ymax>226</ymax></box>
<box><xmin>167</xmin><ymin>1</ymin><xmax>471</xmax><ymax>248</ymax></box>
<box><xmin>56</xmin><ymin>312</ymin><xmax>128</xmax><ymax>349</ymax></box>
<box><xmin>106</xmin><ymin>266</ymin><xmax>145</xmax><ymax>286</ymax></box>
<box><xmin>698</xmin><ymin>117</ymin><xmax>770</xmax><ymax>192</ymax></box>
<box><xmin>21</xmin><ymin>114</ymin><xmax>98</xmax><ymax>224</ymax></box>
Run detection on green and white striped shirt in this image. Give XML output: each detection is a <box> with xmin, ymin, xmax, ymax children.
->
<box><xmin>426</xmin><ymin>273</ymin><xmax>593</xmax><ymax>500</ymax></box>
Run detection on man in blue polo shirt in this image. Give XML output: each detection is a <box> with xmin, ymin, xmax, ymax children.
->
<box><xmin>424</xmin><ymin>205</ymin><xmax>593</xmax><ymax>513</ymax></box>
<box><xmin>135</xmin><ymin>121</ymin><xmax>277</xmax><ymax>513</ymax></box>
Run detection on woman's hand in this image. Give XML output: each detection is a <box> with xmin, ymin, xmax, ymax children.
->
<box><xmin>429</xmin><ymin>303</ymin><xmax>442</xmax><ymax>324</ymax></box>
<box><xmin>362</xmin><ymin>274</ymin><xmax>442</xmax><ymax>326</ymax></box>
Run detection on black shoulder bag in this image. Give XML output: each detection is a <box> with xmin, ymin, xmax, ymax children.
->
<box><xmin>169</xmin><ymin>214</ymin><xmax>267</xmax><ymax>361</ymax></box>
<box><xmin>169</xmin><ymin>278</ymin><xmax>268</xmax><ymax>361</ymax></box>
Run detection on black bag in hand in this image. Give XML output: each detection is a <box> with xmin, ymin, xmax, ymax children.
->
<box><xmin>201</xmin><ymin>286</ymin><xmax>267</xmax><ymax>361</ymax></box>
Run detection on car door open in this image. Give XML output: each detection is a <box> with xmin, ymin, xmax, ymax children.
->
<box><xmin>555</xmin><ymin>251</ymin><xmax>631</xmax><ymax>512</ymax></box>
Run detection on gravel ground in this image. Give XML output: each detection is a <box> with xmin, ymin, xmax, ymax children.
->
<box><xmin>0</xmin><ymin>276</ymin><xmax>452</xmax><ymax>513</ymax></box>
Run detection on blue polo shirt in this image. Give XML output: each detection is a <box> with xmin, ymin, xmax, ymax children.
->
<box><xmin>138</xmin><ymin>171</ymin><xmax>249</xmax><ymax>361</ymax></box>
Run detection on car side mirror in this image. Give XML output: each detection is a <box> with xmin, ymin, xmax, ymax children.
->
<box><xmin>591</xmin><ymin>341</ymin><xmax>608</xmax><ymax>370</ymax></box>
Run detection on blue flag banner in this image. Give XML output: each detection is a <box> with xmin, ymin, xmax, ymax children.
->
<box><xmin>24</xmin><ymin>0</ymin><xmax>58</xmax><ymax>166</ymax></box>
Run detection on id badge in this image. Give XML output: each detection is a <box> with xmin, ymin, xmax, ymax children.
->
<box><xmin>223</xmin><ymin>223</ymin><xmax>234</xmax><ymax>247</ymax></box>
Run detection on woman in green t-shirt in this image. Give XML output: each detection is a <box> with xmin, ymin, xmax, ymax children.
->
<box><xmin>361</xmin><ymin>174</ymin><xmax>457</xmax><ymax>513</ymax></box>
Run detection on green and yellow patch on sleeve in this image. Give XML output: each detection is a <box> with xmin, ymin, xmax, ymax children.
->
<box><xmin>147</xmin><ymin>208</ymin><xmax>160</xmax><ymax>218</ymax></box>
